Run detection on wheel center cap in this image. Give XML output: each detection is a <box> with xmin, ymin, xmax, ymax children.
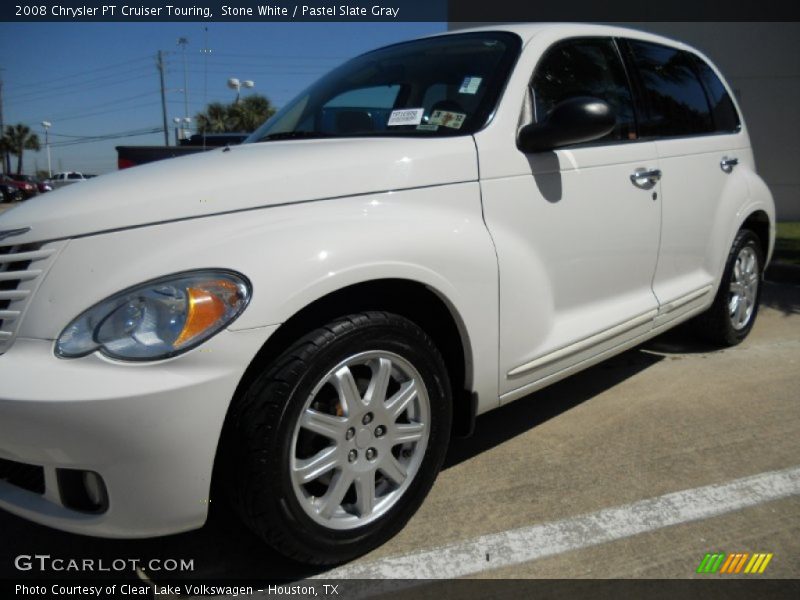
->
<box><xmin>355</xmin><ymin>427</ymin><xmax>372</xmax><ymax>449</ymax></box>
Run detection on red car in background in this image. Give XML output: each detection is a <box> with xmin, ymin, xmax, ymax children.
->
<box><xmin>0</xmin><ymin>174</ymin><xmax>39</xmax><ymax>199</ymax></box>
<box><xmin>5</xmin><ymin>173</ymin><xmax>50</xmax><ymax>195</ymax></box>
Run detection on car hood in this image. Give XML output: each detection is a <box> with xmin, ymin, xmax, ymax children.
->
<box><xmin>0</xmin><ymin>136</ymin><xmax>478</xmax><ymax>242</ymax></box>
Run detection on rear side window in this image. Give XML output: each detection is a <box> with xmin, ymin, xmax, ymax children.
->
<box><xmin>626</xmin><ymin>40</ymin><xmax>713</xmax><ymax>138</ymax></box>
<box><xmin>690</xmin><ymin>55</ymin><xmax>741</xmax><ymax>133</ymax></box>
<box><xmin>532</xmin><ymin>38</ymin><xmax>637</xmax><ymax>142</ymax></box>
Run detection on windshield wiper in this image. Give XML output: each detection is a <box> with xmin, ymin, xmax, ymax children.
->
<box><xmin>260</xmin><ymin>131</ymin><xmax>332</xmax><ymax>141</ymax></box>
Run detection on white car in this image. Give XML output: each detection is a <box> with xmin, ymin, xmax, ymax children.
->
<box><xmin>0</xmin><ymin>24</ymin><xmax>775</xmax><ymax>564</ymax></box>
<box><xmin>47</xmin><ymin>171</ymin><xmax>92</xmax><ymax>189</ymax></box>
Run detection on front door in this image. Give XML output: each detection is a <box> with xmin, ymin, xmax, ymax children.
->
<box><xmin>479</xmin><ymin>37</ymin><xmax>662</xmax><ymax>399</ymax></box>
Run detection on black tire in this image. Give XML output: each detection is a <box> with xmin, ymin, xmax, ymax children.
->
<box><xmin>694</xmin><ymin>229</ymin><xmax>764</xmax><ymax>346</ymax></box>
<box><xmin>223</xmin><ymin>311</ymin><xmax>452</xmax><ymax>564</ymax></box>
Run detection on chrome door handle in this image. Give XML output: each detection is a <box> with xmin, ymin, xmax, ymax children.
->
<box><xmin>720</xmin><ymin>156</ymin><xmax>739</xmax><ymax>173</ymax></box>
<box><xmin>630</xmin><ymin>168</ymin><xmax>662</xmax><ymax>190</ymax></box>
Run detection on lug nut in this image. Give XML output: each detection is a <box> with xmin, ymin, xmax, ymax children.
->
<box><xmin>348</xmin><ymin>449</ymin><xmax>358</xmax><ymax>463</ymax></box>
<box><xmin>366</xmin><ymin>448</ymin><xmax>377</xmax><ymax>460</ymax></box>
<box><xmin>374</xmin><ymin>425</ymin><xmax>385</xmax><ymax>437</ymax></box>
<box><xmin>345</xmin><ymin>427</ymin><xmax>355</xmax><ymax>440</ymax></box>
<box><xmin>362</xmin><ymin>412</ymin><xmax>373</xmax><ymax>425</ymax></box>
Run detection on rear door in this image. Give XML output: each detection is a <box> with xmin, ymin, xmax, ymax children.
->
<box><xmin>622</xmin><ymin>39</ymin><xmax>748</xmax><ymax>322</ymax></box>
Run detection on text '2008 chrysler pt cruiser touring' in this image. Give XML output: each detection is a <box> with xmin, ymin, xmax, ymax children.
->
<box><xmin>0</xmin><ymin>24</ymin><xmax>775</xmax><ymax>563</ymax></box>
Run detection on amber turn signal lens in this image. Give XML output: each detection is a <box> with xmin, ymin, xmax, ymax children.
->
<box><xmin>174</xmin><ymin>281</ymin><xmax>238</xmax><ymax>348</ymax></box>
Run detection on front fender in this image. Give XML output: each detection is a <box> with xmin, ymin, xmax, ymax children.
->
<box><xmin>22</xmin><ymin>183</ymin><xmax>500</xmax><ymax>410</ymax></box>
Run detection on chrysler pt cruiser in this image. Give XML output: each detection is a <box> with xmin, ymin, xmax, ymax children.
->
<box><xmin>0</xmin><ymin>24</ymin><xmax>775</xmax><ymax>563</ymax></box>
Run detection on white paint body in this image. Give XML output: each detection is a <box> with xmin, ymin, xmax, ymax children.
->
<box><xmin>0</xmin><ymin>24</ymin><xmax>775</xmax><ymax>538</ymax></box>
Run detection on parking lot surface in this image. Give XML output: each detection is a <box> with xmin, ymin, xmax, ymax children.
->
<box><xmin>0</xmin><ymin>281</ymin><xmax>798</xmax><ymax>586</ymax></box>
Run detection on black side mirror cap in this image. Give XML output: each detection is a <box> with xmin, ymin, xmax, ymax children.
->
<box><xmin>517</xmin><ymin>96</ymin><xmax>616</xmax><ymax>153</ymax></box>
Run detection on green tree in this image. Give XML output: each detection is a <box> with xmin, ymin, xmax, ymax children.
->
<box><xmin>194</xmin><ymin>94</ymin><xmax>276</xmax><ymax>135</ymax></box>
<box><xmin>2</xmin><ymin>124</ymin><xmax>40</xmax><ymax>175</ymax></box>
<box><xmin>194</xmin><ymin>101</ymin><xmax>231</xmax><ymax>134</ymax></box>
<box><xmin>229</xmin><ymin>95</ymin><xmax>276</xmax><ymax>131</ymax></box>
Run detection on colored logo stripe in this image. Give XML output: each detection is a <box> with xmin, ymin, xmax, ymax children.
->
<box><xmin>698</xmin><ymin>552</ymin><xmax>773</xmax><ymax>574</ymax></box>
<box><xmin>697</xmin><ymin>553</ymin><xmax>726</xmax><ymax>573</ymax></box>
<box><xmin>744</xmin><ymin>553</ymin><xmax>774</xmax><ymax>574</ymax></box>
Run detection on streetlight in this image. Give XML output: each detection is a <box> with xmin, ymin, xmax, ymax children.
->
<box><xmin>227</xmin><ymin>77</ymin><xmax>254</xmax><ymax>104</ymax></box>
<box><xmin>173</xmin><ymin>116</ymin><xmax>192</xmax><ymax>144</ymax></box>
<box><xmin>41</xmin><ymin>121</ymin><xmax>52</xmax><ymax>178</ymax></box>
<box><xmin>177</xmin><ymin>37</ymin><xmax>190</xmax><ymax>121</ymax></box>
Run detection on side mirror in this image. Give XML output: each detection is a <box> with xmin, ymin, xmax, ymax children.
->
<box><xmin>517</xmin><ymin>96</ymin><xmax>616</xmax><ymax>153</ymax></box>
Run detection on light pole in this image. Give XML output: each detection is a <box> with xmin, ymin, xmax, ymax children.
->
<box><xmin>227</xmin><ymin>77</ymin><xmax>254</xmax><ymax>104</ymax></box>
<box><xmin>41</xmin><ymin>121</ymin><xmax>52</xmax><ymax>178</ymax></box>
<box><xmin>177</xmin><ymin>37</ymin><xmax>190</xmax><ymax>121</ymax></box>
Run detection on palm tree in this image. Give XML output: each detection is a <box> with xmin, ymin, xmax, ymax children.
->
<box><xmin>229</xmin><ymin>95</ymin><xmax>276</xmax><ymax>131</ymax></box>
<box><xmin>2</xmin><ymin>124</ymin><xmax>40</xmax><ymax>175</ymax></box>
<box><xmin>194</xmin><ymin>102</ymin><xmax>231</xmax><ymax>134</ymax></box>
<box><xmin>195</xmin><ymin>94</ymin><xmax>276</xmax><ymax>135</ymax></box>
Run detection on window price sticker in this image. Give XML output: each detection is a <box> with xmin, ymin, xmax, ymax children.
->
<box><xmin>387</xmin><ymin>108</ymin><xmax>425</xmax><ymax>126</ymax></box>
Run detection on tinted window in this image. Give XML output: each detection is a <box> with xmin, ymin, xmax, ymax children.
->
<box><xmin>532</xmin><ymin>38</ymin><xmax>636</xmax><ymax>142</ymax></box>
<box><xmin>626</xmin><ymin>40</ymin><xmax>713</xmax><ymax>137</ymax></box>
<box><xmin>690</xmin><ymin>55</ymin><xmax>741</xmax><ymax>133</ymax></box>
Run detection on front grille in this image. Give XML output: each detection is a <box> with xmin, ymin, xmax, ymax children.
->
<box><xmin>0</xmin><ymin>242</ymin><xmax>57</xmax><ymax>355</ymax></box>
<box><xmin>0</xmin><ymin>457</ymin><xmax>45</xmax><ymax>494</ymax></box>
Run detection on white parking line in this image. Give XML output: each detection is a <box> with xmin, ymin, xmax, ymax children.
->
<box><xmin>319</xmin><ymin>465</ymin><xmax>800</xmax><ymax>579</ymax></box>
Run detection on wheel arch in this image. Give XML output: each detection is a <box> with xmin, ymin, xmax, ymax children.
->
<box><xmin>740</xmin><ymin>209</ymin><xmax>771</xmax><ymax>264</ymax></box>
<box><xmin>224</xmin><ymin>278</ymin><xmax>476</xmax><ymax>447</ymax></box>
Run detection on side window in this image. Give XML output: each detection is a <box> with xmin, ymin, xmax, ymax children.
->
<box><xmin>626</xmin><ymin>40</ymin><xmax>713</xmax><ymax>137</ymax></box>
<box><xmin>532</xmin><ymin>38</ymin><xmax>637</xmax><ymax>142</ymax></box>
<box><xmin>690</xmin><ymin>55</ymin><xmax>741</xmax><ymax>133</ymax></box>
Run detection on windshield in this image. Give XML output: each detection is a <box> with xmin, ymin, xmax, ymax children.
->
<box><xmin>246</xmin><ymin>32</ymin><xmax>521</xmax><ymax>142</ymax></box>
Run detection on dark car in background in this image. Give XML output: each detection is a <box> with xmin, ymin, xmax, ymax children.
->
<box><xmin>0</xmin><ymin>174</ymin><xmax>37</xmax><ymax>199</ymax></box>
<box><xmin>0</xmin><ymin>183</ymin><xmax>24</xmax><ymax>203</ymax></box>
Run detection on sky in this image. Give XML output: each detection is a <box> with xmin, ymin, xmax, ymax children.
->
<box><xmin>0</xmin><ymin>21</ymin><xmax>445</xmax><ymax>175</ymax></box>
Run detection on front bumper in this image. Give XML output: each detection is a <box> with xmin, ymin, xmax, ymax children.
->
<box><xmin>0</xmin><ymin>326</ymin><xmax>275</xmax><ymax>538</ymax></box>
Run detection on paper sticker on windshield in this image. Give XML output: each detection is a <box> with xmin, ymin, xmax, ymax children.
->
<box><xmin>459</xmin><ymin>76</ymin><xmax>482</xmax><ymax>95</ymax></box>
<box><xmin>429</xmin><ymin>110</ymin><xmax>466</xmax><ymax>130</ymax></box>
<box><xmin>417</xmin><ymin>123</ymin><xmax>439</xmax><ymax>131</ymax></box>
<box><xmin>387</xmin><ymin>108</ymin><xmax>424</xmax><ymax>126</ymax></box>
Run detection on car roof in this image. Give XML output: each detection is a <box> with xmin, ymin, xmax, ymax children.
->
<box><xmin>439</xmin><ymin>23</ymin><xmax>698</xmax><ymax>54</ymax></box>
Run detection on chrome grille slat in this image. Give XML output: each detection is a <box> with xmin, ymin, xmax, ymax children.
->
<box><xmin>0</xmin><ymin>238</ymin><xmax>62</xmax><ymax>355</ymax></box>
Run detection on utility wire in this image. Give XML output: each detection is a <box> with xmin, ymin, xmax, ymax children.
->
<box><xmin>9</xmin><ymin>55</ymin><xmax>152</xmax><ymax>92</ymax></box>
<box><xmin>49</xmin><ymin>127</ymin><xmax>162</xmax><ymax>147</ymax></box>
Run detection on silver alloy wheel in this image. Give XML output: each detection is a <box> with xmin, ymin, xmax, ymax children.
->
<box><xmin>289</xmin><ymin>350</ymin><xmax>431</xmax><ymax>530</ymax></box>
<box><xmin>728</xmin><ymin>245</ymin><xmax>759</xmax><ymax>330</ymax></box>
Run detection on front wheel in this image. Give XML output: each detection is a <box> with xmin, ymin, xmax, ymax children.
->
<box><xmin>224</xmin><ymin>312</ymin><xmax>452</xmax><ymax>564</ymax></box>
<box><xmin>695</xmin><ymin>229</ymin><xmax>764</xmax><ymax>346</ymax></box>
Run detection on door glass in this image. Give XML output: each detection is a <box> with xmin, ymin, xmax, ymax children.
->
<box><xmin>626</xmin><ymin>40</ymin><xmax>713</xmax><ymax>137</ymax></box>
<box><xmin>689</xmin><ymin>54</ymin><xmax>741</xmax><ymax>133</ymax></box>
<box><xmin>532</xmin><ymin>38</ymin><xmax>637</xmax><ymax>142</ymax></box>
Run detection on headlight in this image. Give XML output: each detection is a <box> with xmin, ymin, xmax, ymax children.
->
<box><xmin>55</xmin><ymin>270</ymin><xmax>251</xmax><ymax>361</ymax></box>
